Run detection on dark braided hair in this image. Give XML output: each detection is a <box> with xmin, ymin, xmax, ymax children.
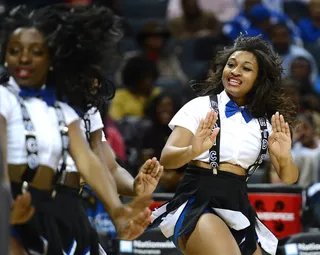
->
<box><xmin>191</xmin><ymin>34</ymin><xmax>297</xmax><ymax>127</ymax></box>
<box><xmin>0</xmin><ymin>4</ymin><xmax>122</xmax><ymax>115</ymax></box>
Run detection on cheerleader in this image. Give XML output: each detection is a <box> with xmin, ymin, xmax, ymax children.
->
<box><xmin>0</xmin><ymin>4</ymin><xmax>152</xmax><ymax>255</ymax></box>
<box><xmin>150</xmin><ymin>34</ymin><xmax>299</xmax><ymax>255</ymax></box>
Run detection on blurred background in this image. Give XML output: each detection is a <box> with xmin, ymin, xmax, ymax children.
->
<box><xmin>2</xmin><ymin>0</ymin><xmax>320</xmax><ymax>254</ymax></box>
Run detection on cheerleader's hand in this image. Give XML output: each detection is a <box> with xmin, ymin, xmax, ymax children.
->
<box><xmin>112</xmin><ymin>194</ymin><xmax>153</xmax><ymax>239</ymax></box>
<box><xmin>11</xmin><ymin>192</ymin><xmax>35</xmax><ymax>225</ymax></box>
<box><xmin>191</xmin><ymin>109</ymin><xmax>220</xmax><ymax>157</ymax></box>
<box><xmin>268</xmin><ymin>112</ymin><xmax>292</xmax><ymax>163</ymax></box>
<box><xmin>116</xmin><ymin>207</ymin><xmax>152</xmax><ymax>240</ymax></box>
<box><xmin>134</xmin><ymin>157</ymin><xmax>164</xmax><ymax>196</ymax></box>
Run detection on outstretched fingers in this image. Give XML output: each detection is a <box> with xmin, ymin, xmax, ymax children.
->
<box><xmin>272</xmin><ymin>112</ymin><xmax>290</xmax><ymax>137</ymax></box>
<box><xmin>203</xmin><ymin>111</ymin><xmax>211</xmax><ymax>129</ymax></box>
<box><xmin>150</xmin><ymin>160</ymin><xmax>161</xmax><ymax>178</ymax></box>
<box><xmin>272</xmin><ymin>112</ymin><xmax>281</xmax><ymax>132</ymax></box>
<box><xmin>279</xmin><ymin>114</ymin><xmax>290</xmax><ymax>136</ymax></box>
<box><xmin>210</xmin><ymin>127</ymin><xmax>220</xmax><ymax>142</ymax></box>
<box><xmin>142</xmin><ymin>157</ymin><xmax>157</xmax><ymax>175</ymax></box>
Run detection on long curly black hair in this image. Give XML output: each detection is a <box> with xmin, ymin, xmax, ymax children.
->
<box><xmin>0</xmin><ymin>3</ymin><xmax>122</xmax><ymax>115</ymax></box>
<box><xmin>191</xmin><ymin>34</ymin><xmax>297</xmax><ymax>127</ymax></box>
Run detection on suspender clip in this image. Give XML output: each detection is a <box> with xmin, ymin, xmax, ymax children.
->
<box><xmin>21</xmin><ymin>181</ymin><xmax>29</xmax><ymax>194</ymax></box>
<box><xmin>212</xmin><ymin>167</ymin><xmax>218</xmax><ymax>175</ymax></box>
<box><xmin>51</xmin><ymin>189</ymin><xmax>57</xmax><ymax>198</ymax></box>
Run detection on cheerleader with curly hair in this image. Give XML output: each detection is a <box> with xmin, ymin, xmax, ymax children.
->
<box><xmin>0</xmin><ymin>4</ymin><xmax>155</xmax><ymax>255</ymax></box>
<box><xmin>149</xmin><ymin>34</ymin><xmax>299</xmax><ymax>255</ymax></box>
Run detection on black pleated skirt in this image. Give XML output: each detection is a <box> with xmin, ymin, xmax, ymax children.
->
<box><xmin>149</xmin><ymin>166</ymin><xmax>278</xmax><ymax>255</ymax></box>
<box><xmin>11</xmin><ymin>182</ymin><xmax>104</xmax><ymax>255</ymax></box>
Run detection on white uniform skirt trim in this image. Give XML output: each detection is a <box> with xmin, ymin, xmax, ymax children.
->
<box><xmin>152</xmin><ymin>200</ymin><xmax>277</xmax><ymax>254</ymax></box>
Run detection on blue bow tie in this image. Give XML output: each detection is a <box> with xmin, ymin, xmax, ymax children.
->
<box><xmin>19</xmin><ymin>87</ymin><xmax>56</xmax><ymax>106</ymax></box>
<box><xmin>225</xmin><ymin>100</ymin><xmax>252</xmax><ymax>123</ymax></box>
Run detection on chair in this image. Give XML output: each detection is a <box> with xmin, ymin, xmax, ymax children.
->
<box><xmin>120</xmin><ymin>0</ymin><xmax>169</xmax><ymax>19</ymax></box>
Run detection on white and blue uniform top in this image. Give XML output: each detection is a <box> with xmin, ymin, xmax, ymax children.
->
<box><xmin>0</xmin><ymin>77</ymin><xmax>79</xmax><ymax>172</ymax></box>
<box><xmin>169</xmin><ymin>90</ymin><xmax>273</xmax><ymax>169</ymax></box>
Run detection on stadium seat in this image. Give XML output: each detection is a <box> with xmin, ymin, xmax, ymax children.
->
<box><xmin>120</xmin><ymin>0</ymin><xmax>169</xmax><ymax>19</ymax></box>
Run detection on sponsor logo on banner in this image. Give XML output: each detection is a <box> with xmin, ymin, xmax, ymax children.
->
<box><xmin>119</xmin><ymin>234</ymin><xmax>179</xmax><ymax>254</ymax></box>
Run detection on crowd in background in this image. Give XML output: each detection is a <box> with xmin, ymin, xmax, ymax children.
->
<box><xmin>103</xmin><ymin>0</ymin><xmax>320</xmax><ymax>192</ymax></box>
<box><xmin>1</xmin><ymin>0</ymin><xmax>320</xmax><ymax>252</ymax></box>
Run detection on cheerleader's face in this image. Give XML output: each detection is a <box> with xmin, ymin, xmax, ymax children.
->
<box><xmin>222</xmin><ymin>51</ymin><xmax>258</xmax><ymax>105</ymax></box>
<box><xmin>5</xmin><ymin>27</ymin><xmax>51</xmax><ymax>89</ymax></box>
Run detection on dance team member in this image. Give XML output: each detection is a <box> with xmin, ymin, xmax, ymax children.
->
<box><xmin>0</xmin><ymin>4</ymin><xmax>153</xmax><ymax>254</ymax></box>
<box><xmin>150</xmin><ymin>34</ymin><xmax>298</xmax><ymax>255</ymax></box>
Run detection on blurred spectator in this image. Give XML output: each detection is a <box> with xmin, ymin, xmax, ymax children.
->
<box><xmin>281</xmin><ymin>77</ymin><xmax>301</xmax><ymax>110</ymax></box>
<box><xmin>167</xmin><ymin>0</ymin><xmax>239</xmax><ymax>22</ymax></box>
<box><xmin>140</xmin><ymin>90</ymin><xmax>185</xmax><ymax>193</ymax></box>
<box><xmin>292</xmin><ymin>114</ymin><xmax>320</xmax><ymax>188</ymax></box>
<box><xmin>289</xmin><ymin>56</ymin><xmax>320</xmax><ymax>96</ymax></box>
<box><xmin>167</xmin><ymin>0</ymin><xmax>221</xmax><ymax>40</ymax></box>
<box><xmin>103</xmin><ymin>114</ymin><xmax>127</xmax><ymax>164</ymax></box>
<box><xmin>110</xmin><ymin>55</ymin><xmax>161</xmax><ymax>121</ymax></box>
<box><xmin>140</xmin><ymin>91</ymin><xmax>182</xmax><ymax>163</ymax></box>
<box><xmin>298</xmin><ymin>0</ymin><xmax>320</xmax><ymax>44</ymax></box>
<box><xmin>283</xmin><ymin>0</ymin><xmax>309</xmax><ymax>24</ymax></box>
<box><xmin>223</xmin><ymin>0</ymin><xmax>302</xmax><ymax>45</ymax></box>
<box><xmin>269</xmin><ymin>22</ymin><xmax>318</xmax><ymax>83</ymax></box>
<box><xmin>115</xmin><ymin>22</ymin><xmax>188</xmax><ymax>87</ymax></box>
<box><xmin>237</xmin><ymin>0</ymin><xmax>310</xmax><ymax>14</ymax></box>
<box><xmin>300</xmin><ymin>94</ymin><xmax>320</xmax><ymax>137</ymax></box>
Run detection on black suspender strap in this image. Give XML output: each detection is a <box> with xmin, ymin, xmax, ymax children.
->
<box><xmin>6</xmin><ymin>86</ymin><xmax>39</xmax><ymax>185</ymax></box>
<box><xmin>53</xmin><ymin>103</ymin><xmax>70</xmax><ymax>187</ymax></box>
<box><xmin>83</xmin><ymin>112</ymin><xmax>91</xmax><ymax>142</ymax></box>
<box><xmin>19</xmin><ymin>99</ymin><xmax>39</xmax><ymax>184</ymax></box>
<box><xmin>209</xmin><ymin>95</ymin><xmax>221</xmax><ymax>173</ymax></box>
<box><xmin>246</xmin><ymin>117</ymin><xmax>269</xmax><ymax>180</ymax></box>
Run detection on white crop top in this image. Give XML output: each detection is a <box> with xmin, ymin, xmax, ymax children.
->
<box><xmin>64</xmin><ymin>107</ymin><xmax>106</xmax><ymax>172</ymax></box>
<box><xmin>0</xmin><ymin>77</ymin><xmax>79</xmax><ymax>171</ymax></box>
<box><xmin>169</xmin><ymin>90</ymin><xmax>273</xmax><ymax>169</ymax></box>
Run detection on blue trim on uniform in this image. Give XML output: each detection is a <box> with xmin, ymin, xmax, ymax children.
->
<box><xmin>11</xmin><ymin>226</ymin><xmax>21</xmax><ymax>240</ymax></box>
<box><xmin>83</xmin><ymin>247</ymin><xmax>90</xmax><ymax>255</ymax></box>
<box><xmin>66</xmin><ymin>239</ymin><xmax>77</xmax><ymax>255</ymax></box>
<box><xmin>172</xmin><ymin>197</ymin><xmax>195</xmax><ymax>247</ymax></box>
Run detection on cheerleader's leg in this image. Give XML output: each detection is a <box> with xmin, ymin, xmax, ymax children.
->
<box><xmin>253</xmin><ymin>244</ymin><xmax>263</xmax><ymax>255</ymax></box>
<box><xmin>179</xmin><ymin>214</ymin><xmax>241</xmax><ymax>255</ymax></box>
